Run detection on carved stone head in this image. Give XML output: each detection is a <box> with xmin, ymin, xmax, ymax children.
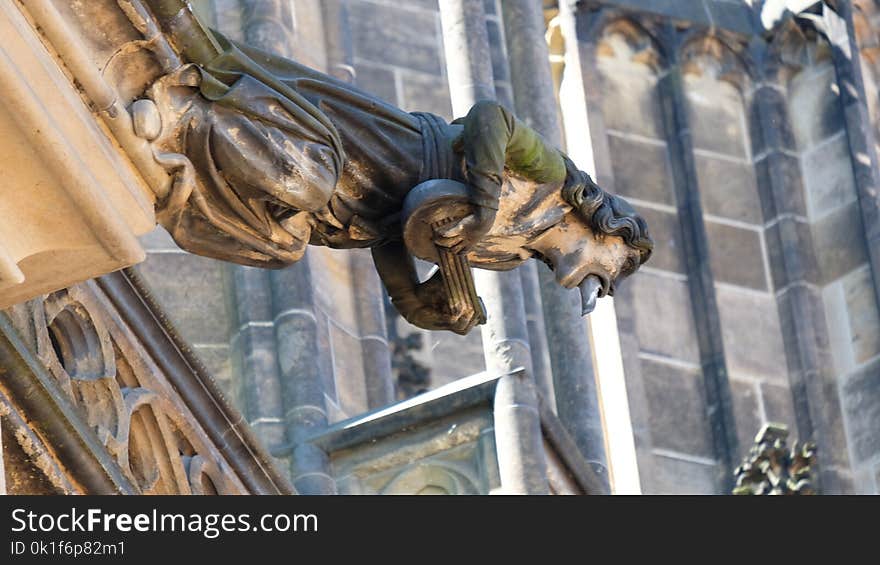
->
<box><xmin>468</xmin><ymin>158</ymin><xmax>653</xmax><ymax>311</ymax></box>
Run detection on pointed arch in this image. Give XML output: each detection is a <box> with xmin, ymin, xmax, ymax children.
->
<box><xmin>679</xmin><ymin>34</ymin><xmax>754</xmax><ymax>92</ymax></box>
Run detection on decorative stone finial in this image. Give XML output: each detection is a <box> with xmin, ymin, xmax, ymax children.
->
<box><xmin>733</xmin><ymin>423</ymin><xmax>817</xmax><ymax>495</ymax></box>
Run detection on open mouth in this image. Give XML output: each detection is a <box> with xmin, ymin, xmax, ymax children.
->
<box><xmin>578</xmin><ymin>274</ymin><xmax>609</xmax><ymax>316</ymax></box>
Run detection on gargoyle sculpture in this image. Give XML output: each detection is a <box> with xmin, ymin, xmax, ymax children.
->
<box><xmin>138</xmin><ymin>1</ymin><xmax>653</xmax><ymax>334</ymax></box>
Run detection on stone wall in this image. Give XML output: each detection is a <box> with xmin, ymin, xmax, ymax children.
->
<box><xmin>587</xmin><ymin>21</ymin><xmax>724</xmax><ymax>494</ymax></box>
<box><xmin>566</xmin><ymin>0</ymin><xmax>880</xmax><ymax>494</ymax></box>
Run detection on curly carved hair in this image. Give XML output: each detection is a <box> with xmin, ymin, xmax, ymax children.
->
<box><xmin>560</xmin><ymin>157</ymin><xmax>653</xmax><ymax>266</ymax></box>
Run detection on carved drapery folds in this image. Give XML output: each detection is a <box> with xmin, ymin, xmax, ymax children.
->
<box><xmin>6</xmin><ymin>282</ymin><xmax>252</xmax><ymax>494</ymax></box>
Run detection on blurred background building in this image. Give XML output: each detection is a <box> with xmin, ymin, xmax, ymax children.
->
<box><xmin>1</xmin><ymin>0</ymin><xmax>878</xmax><ymax>495</ymax></box>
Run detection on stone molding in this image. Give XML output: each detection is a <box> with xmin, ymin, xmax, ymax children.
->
<box><xmin>1</xmin><ymin>269</ymin><xmax>292</xmax><ymax>494</ymax></box>
<box><xmin>0</xmin><ymin>1</ymin><xmax>158</xmax><ymax>308</ymax></box>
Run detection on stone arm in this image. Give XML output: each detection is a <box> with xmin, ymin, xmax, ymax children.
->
<box><xmin>371</xmin><ymin>241</ymin><xmax>480</xmax><ymax>335</ymax></box>
<box><xmin>437</xmin><ymin>100</ymin><xmax>568</xmax><ymax>252</ymax></box>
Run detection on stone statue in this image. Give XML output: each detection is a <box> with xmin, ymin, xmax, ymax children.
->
<box><xmin>141</xmin><ymin>5</ymin><xmax>652</xmax><ymax>335</ymax></box>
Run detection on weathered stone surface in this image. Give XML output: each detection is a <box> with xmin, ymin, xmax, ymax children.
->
<box><xmin>0</xmin><ymin>5</ymin><xmax>157</xmax><ymax>309</ymax></box>
<box><xmin>230</xmin><ymin>266</ymin><xmax>273</xmax><ymax>325</ymax></box>
<box><xmin>631</xmin><ymin>206</ymin><xmax>685</xmax><ymax>275</ymax></box>
<box><xmin>841</xmin><ymin>357</ymin><xmax>880</xmax><ymax>464</ymax></box>
<box><xmin>349</xmin><ymin>0</ymin><xmax>443</xmax><ymax>75</ymax></box>
<box><xmin>427</xmin><ymin>329</ymin><xmax>486</xmax><ymax>387</ymax></box>
<box><xmin>646</xmin><ymin>453</ymin><xmax>717</xmax><ymax>494</ymax></box>
<box><xmin>788</xmin><ymin>64</ymin><xmax>846</xmax><ymax>149</ymax></box>
<box><xmin>314</xmin><ymin>310</ymin><xmax>337</xmax><ymax>406</ymax></box>
<box><xmin>852</xmin><ymin>464</ymin><xmax>877</xmax><ymax>494</ymax></box>
<box><xmin>212</xmin><ymin>0</ymin><xmax>243</xmax><ymax>39</ymax></box>
<box><xmin>756</xmin><ymin>151</ymin><xmax>806</xmax><ymax>218</ymax></box>
<box><xmin>715</xmin><ymin>286</ymin><xmax>788</xmax><ymax>382</ymax></box>
<box><xmin>810</xmin><ymin>370</ymin><xmax>858</xmax><ymax>472</ymax></box>
<box><xmin>273</xmin><ymin>312</ymin><xmax>316</xmax><ymax>377</ymax></box>
<box><xmin>485</xmin><ymin>19</ymin><xmax>508</xmax><ymax>83</ymax></box>
<box><xmin>641</xmin><ymin>358</ymin><xmax>714</xmax><ymax>458</ymax></box>
<box><xmin>493</xmin><ymin>82</ymin><xmax>514</xmax><ymax>111</ymax></box>
<box><xmin>400</xmin><ymin>71</ymin><xmax>454</xmax><ymax>121</ymax></box>
<box><xmin>843</xmin><ymin>267</ymin><xmax>880</xmax><ymax>366</ymax></box>
<box><xmin>748</xmin><ymin>86</ymin><xmax>796</xmax><ymax>158</ymax></box>
<box><xmin>631</xmin><ymin>272</ymin><xmax>701</xmax><ymax>364</ymax></box>
<box><xmin>607</xmin><ymin>135</ymin><xmax>675</xmax><ymax>205</ymax></box>
<box><xmin>330</xmin><ymin>323</ymin><xmax>368</xmax><ymax>417</ymax></box>
<box><xmin>193</xmin><ymin>344</ymin><xmax>233</xmax><ymax>397</ymax></box>
<box><xmin>802</xmin><ymin>136</ymin><xmax>858</xmax><ymax>219</ymax></box>
<box><xmin>354</xmin><ymin>62</ymin><xmax>399</xmax><ymax>105</ymax></box>
<box><xmin>293</xmin><ymin>472</ymin><xmax>337</xmax><ymax>495</ymax></box>
<box><xmin>811</xmin><ymin>202</ymin><xmax>869</xmax><ymax>286</ymax></box>
<box><xmin>361</xmin><ymin>338</ymin><xmax>394</xmax><ymax>407</ymax></box>
<box><xmin>136</xmin><ymin>254</ymin><xmax>232</xmax><ymax>344</ymax></box>
<box><xmin>232</xmin><ymin>325</ymin><xmax>283</xmax><ymax>419</ymax></box>
<box><xmin>704</xmin><ymin>221</ymin><xmax>768</xmax><ymax>291</ymax></box>
<box><xmin>597</xmin><ymin>37</ymin><xmax>665</xmax><ymax>139</ymax></box>
<box><xmin>308</xmin><ymin>249</ymin><xmax>359</xmax><ymax>334</ymax></box>
<box><xmin>761</xmin><ymin>382</ymin><xmax>797</xmax><ymax>431</ymax></box>
<box><xmin>695</xmin><ymin>154</ymin><xmax>762</xmax><ymax>224</ymax></box>
<box><xmin>590</xmin><ymin>0</ymin><xmax>754</xmax><ymax>34</ymax></box>
<box><xmin>406</xmin><ymin>0</ymin><xmax>443</xmax><ymax>11</ymax></box>
<box><xmin>765</xmin><ymin>217</ymin><xmax>818</xmax><ymax>291</ymax></box>
<box><xmin>685</xmin><ymin>75</ymin><xmax>749</xmax><ymax>158</ymax></box>
<box><xmin>729</xmin><ymin>378</ymin><xmax>761</xmax><ymax>460</ymax></box>
<box><xmin>1</xmin><ymin>418</ymin><xmax>58</xmax><ymax>494</ymax></box>
<box><xmin>704</xmin><ymin>0</ymin><xmax>754</xmax><ymax>35</ymax></box>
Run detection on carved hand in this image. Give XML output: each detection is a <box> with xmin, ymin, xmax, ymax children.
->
<box><xmin>432</xmin><ymin>208</ymin><xmax>495</xmax><ymax>255</ymax></box>
<box><xmin>394</xmin><ymin>270</ymin><xmax>481</xmax><ymax>335</ymax></box>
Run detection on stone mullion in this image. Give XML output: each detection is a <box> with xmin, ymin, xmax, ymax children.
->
<box><xmin>656</xmin><ymin>27</ymin><xmax>739</xmax><ymax>491</ymax></box>
<box><xmin>750</xmin><ymin>80</ymin><xmax>816</xmax><ymax>439</ymax></box>
<box><xmin>830</xmin><ymin>0</ymin><xmax>880</xmax><ymax>332</ymax></box>
<box><xmin>750</xmin><ymin>73</ymin><xmax>852</xmax><ymax>492</ymax></box>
